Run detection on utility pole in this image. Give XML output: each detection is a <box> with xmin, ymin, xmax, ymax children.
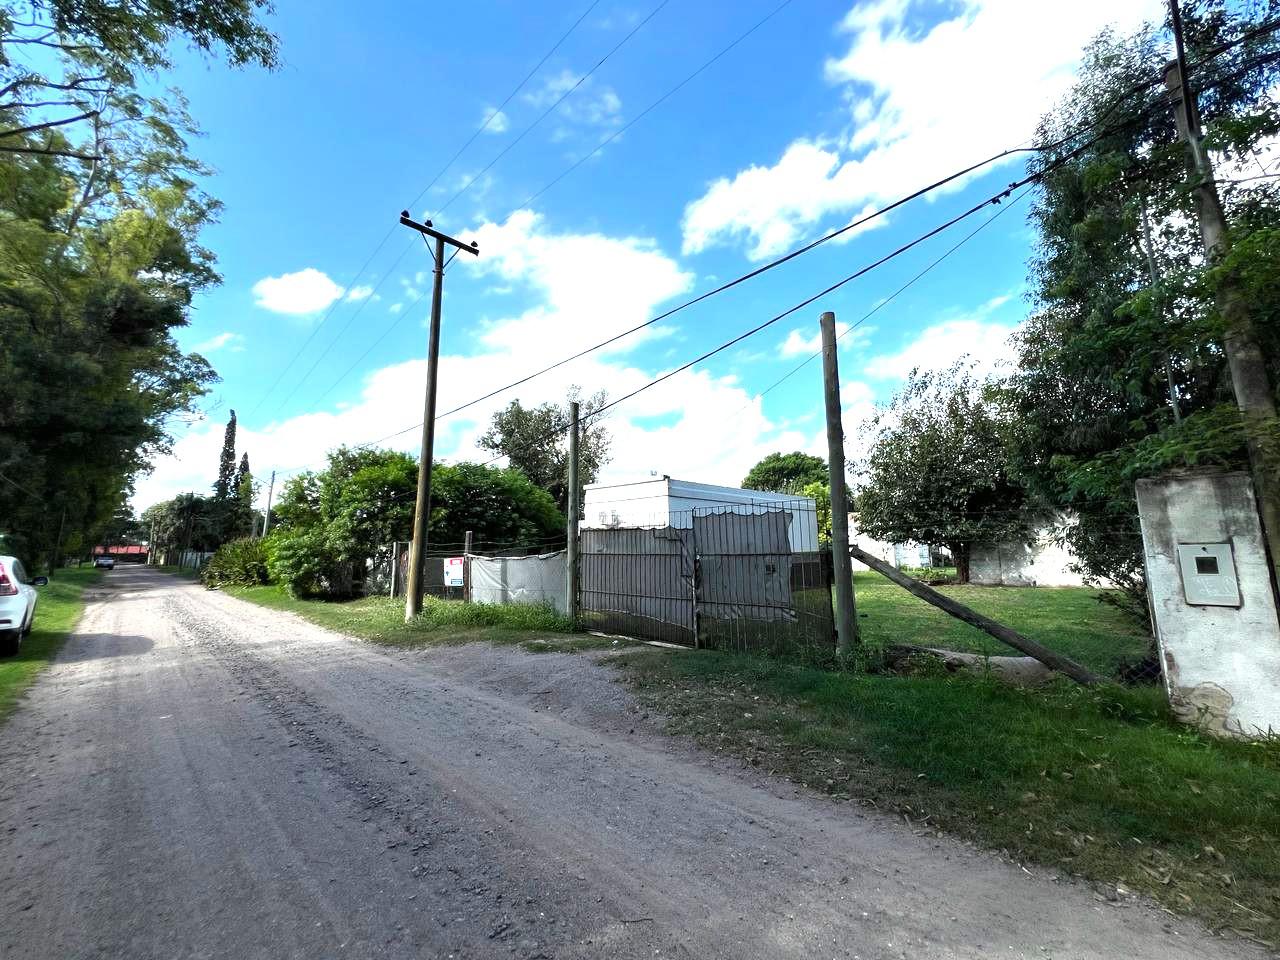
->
<box><xmin>463</xmin><ymin>529</ymin><xmax>473</xmax><ymax>603</ymax></box>
<box><xmin>398</xmin><ymin>212</ymin><xmax>480</xmax><ymax>621</ymax></box>
<box><xmin>1165</xmin><ymin>0</ymin><xmax>1280</xmax><ymax>590</ymax></box>
<box><xmin>820</xmin><ymin>311</ymin><xmax>859</xmax><ymax>656</ymax></box>
<box><xmin>260</xmin><ymin>470</ymin><xmax>276</xmax><ymax>538</ymax></box>
<box><xmin>566</xmin><ymin>400</ymin><xmax>581</xmax><ymax>623</ymax></box>
<box><xmin>1138</xmin><ymin>202</ymin><xmax>1181</xmax><ymax>424</ymax></box>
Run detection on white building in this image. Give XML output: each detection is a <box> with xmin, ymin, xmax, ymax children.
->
<box><xmin>582</xmin><ymin>477</ymin><xmax>820</xmax><ymax>552</ymax></box>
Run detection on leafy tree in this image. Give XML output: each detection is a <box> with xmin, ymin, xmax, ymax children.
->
<box><xmin>742</xmin><ymin>452</ymin><xmax>828</xmax><ymax>495</ymax></box>
<box><xmin>0</xmin><ymin>0</ymin><xmax>278</xmax><ymax>567</ymax></box>
<box><xmin>428</xmin><ymin>462</ymin><xmax>563</xmax><ymax>546</ymax></box>
<box><xmin>477</xmin><ymin>387</ymin><xmax>610</xmax><ymax>512</ymax></box>
<box><xmin>856</xmin><ymin>363</ymin><xmax>1036</xmax><ymax>583</ymax></box>
<box><xmin>268</xmin><ymin>447</ymin><xmax>563</xmax><ymax>596</ymax></box>
<box><xmin>141</xmin><ymin>492</ymin><xmax>219</xmax><ymax>555</ymax></box>
<box><xmin>800</xmin><ymin>480</ymin><xmax>831</xmax><ymax>547</ymax></box>
<box><xmin>0</xmin><ymin>1</ymin><xmax>278</xmax><ymax>158</ymax></box>
<box><xmin>997</xmin><ymin>3</ymin><xmax>1280</xmax><ymax>615</ymax></box>
<box><xmin>214</xmin><ymin>411</ymin><xmax>238</xmax><ymax>502</ymax></box>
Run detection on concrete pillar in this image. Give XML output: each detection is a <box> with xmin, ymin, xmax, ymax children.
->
<box><xmin>1137</xmin><ymin>470</ymin><xmax>1280</xmax><ymax>737</ymax></box>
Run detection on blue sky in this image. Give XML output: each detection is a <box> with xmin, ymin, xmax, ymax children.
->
<box><xmin>136</xmin><ymin>0</ymin><xmax>1164</xmax><ymax>510</ymax></box>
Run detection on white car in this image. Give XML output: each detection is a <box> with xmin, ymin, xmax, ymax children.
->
<box><xmin>93</xmin><ymin>555</ymin><xmax>115</xmax><ymax>570</ymax></box>
<box><xmin>0</xmin><ymin>556</ymin><xmax>48</xmax><ymax>656</ymax></box>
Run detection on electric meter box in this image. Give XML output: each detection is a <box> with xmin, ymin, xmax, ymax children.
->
<box><xmin>1175</xmin><ymin>542</ymin><xmax>1241</xmax><ymax>607</ymax></box>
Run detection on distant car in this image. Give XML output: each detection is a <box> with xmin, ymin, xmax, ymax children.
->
<box><xmin>93</xmin><ymin>555</ymin><xmax>115</xmax><ymax>569</ymax></box>
<box><xmin>0</xmin><ymin>556</ymin><xmax>48</xmax><ymax>656</ymax></box>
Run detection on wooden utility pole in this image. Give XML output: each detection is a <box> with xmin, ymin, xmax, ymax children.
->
<box><xmin>820</xmin><ymin>311</ymin><xmax>859</xmax><ymax>655</ymax></box>
<box><xmin>260</xmin><ymin>470</ymin><xmax>276</xmax><ymax>538</ymax></box>
<box><xmin>1165</xmin><ymin>0</ymin><xmax>1280</xmax><ymax>590</ymax></box>
<box><xmin>398</xmin><ymin>212</ymin><xmax>480</xmax><ymax>621</ymax></box>
<box><xmin>566</xmin><ymin>400</ymin><xmax>581</xmax><ymax>623</ymax></box>
<box><xmin>1138</xmin><ymin>202</ymin><xmax>1181</xmax><ymax>424</ymax></box>
<box><xmin>463</xmin><ymin>529</ymin><xmax>473</xmax><ymax>603</ymax></box>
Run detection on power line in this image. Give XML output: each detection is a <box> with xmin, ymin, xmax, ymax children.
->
<box><xmin>742</xmin><ymin>189</ymin><xmax>1032</xmax><ymax>412</ymax></box>
<box><xmin>455</xmin><ymin>89</ymin><xmax>1197</xmax><ymax>469</ymax></box>
<box><xmin>288</xmin><ymin>17</ymin><xmax>1280</xmax><ymax>458</ymax></box>
<box><xmin>432</xmin><ymin>0</ymin><xmax>672</xmax><ymax>218</ymax></box>
<box><xmin>369</xmin><ymin>73</ymin><xmax>1177</xmax><ymax>447</ymax></box>
<box><xmin>411</xmin><ymin>24</ymin><xmax>1280</xmax><ymax>438</ymax></box>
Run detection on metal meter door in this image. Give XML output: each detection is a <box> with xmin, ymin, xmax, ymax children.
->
<box><xmin>1175</xmin><ymin>542</ymin><xmax>1242</xmax><ymax>607</ymax></box>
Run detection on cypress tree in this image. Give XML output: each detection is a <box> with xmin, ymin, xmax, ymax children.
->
<box><xmin>214</xmin><ymin>410</ymin><xmax>238</xmax><ymax>503</ymax></box>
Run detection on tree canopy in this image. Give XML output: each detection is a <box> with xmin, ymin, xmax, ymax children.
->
<box><xmin>856</xmin><ymin>363</ymin><xmax>1036</xmax><ymax>583</ymax></box>
<box><xmin>0</xmin><ymin>0</ymin><xmax>277</xmax><ymax>567</ymax></box>
<box><xmin>996</xmin><ymin>1</ymin><xmax>1280</xmax><ymax>610</ymax></box>
<box><xmin>742</xmin><ymin>452</ymin><xmax>828</xmax><ymax>495</ymax></box>
<box><xmin>267</xmin><ymin>447</ymin><xmax>564</xmax><ymax>597</ymax></box>
<box><xmin>478</xmin><ymin>387</ymin><xmax>611</xmax><ymax>512</ymax></box>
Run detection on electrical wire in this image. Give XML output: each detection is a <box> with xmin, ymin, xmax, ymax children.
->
<box><xmin>740</xmin><ymin>188</ymin><xmax>1031</xmax><ymax>412</ymax></box>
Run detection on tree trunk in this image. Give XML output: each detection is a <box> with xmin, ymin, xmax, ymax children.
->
<box><xmin>949</xmin><ymin>542</ymin><xmax>971</xmax><ymax>584</ymax></box>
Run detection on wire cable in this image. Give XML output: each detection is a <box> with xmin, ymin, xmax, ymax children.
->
<box><xmin>742</xmin><ymin>188</ymin><xmax>1031</xmax><ymax>412</ymax></box>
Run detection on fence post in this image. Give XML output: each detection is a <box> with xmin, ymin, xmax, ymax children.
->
<box><xmin>566</xmin><ymin>400</ymin><xmax>581</xmax><ymax>624</ymax></box>
<box><xmin>389</xmin><ymin>542</ymin><xmax>400</xmax><ymax>598</ymax></box>
<box><xmin>463</xmin><ymin>529</ymin><xmax>473</xmax><ymax>603</ymax></box>
<box><xmin>821</xmin><ymin>310</ymin><xmax>860</xmax><ymax>656</ymax></box>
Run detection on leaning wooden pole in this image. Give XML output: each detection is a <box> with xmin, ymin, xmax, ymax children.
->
<box><xmin>849</xmin><ymin>544</ymin><xmax>1102</xmax><ymax>686</ymax></box>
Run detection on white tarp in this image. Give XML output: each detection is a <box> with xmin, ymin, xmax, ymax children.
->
<box><xmin>469</xmin><ymin>551</ymin><xmax>567</xmax><ymax>615</ymax></box>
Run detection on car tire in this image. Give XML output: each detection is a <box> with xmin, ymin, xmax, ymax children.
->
<box><xmin>0</xmin><ymin>629</ymin><xmax>19</xmax><ymax>657</ymax></box>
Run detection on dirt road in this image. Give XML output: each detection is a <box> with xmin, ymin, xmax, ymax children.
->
<box><xmin>0</xmin><ymin>566</ymin><xmax>1261</xmax><ymax>959</ymax></box>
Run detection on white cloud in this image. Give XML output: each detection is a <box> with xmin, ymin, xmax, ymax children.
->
<box><xmin>863</xmin><ymin>318</ymin><xmax>1020</xmax><ymax>381</ymax></box>
<box><xmin>778</xmin><ymin>319</ymin><xmax>874</xmax><ymax>358</ymax></box>
<box><xmin>252</xmin><ymin>268</ymin><xmax>345</xmax><ymax>316</ymax></box>
<box><xmin>192</xmin><ymin>332</ymin><xmax>243</xmax><ymax>354</ymax></box>
<box><xmin>482</xmin><ymin>106</ymin><xmax>509</xmax><ymax>134</ymax></box>
<box><xmin>388</xmin><ymin>302</ymin><xmax>404</xmax><ymax>314</ymax></box>
<box><xmin>464</xmin><ymin>209</ymin><xmax>694</xmax><ymax>363</ymax></box>
<box><xmin>345</xmin><ymin>285</ymin><xmax>375</xmax><ymax>302</ymax></box>
<box><xmin>682</xmin><ymin>0</ymin><xmax>1159</xmax><ymax>260</ymax></box>
<box><xmin>524</xmin><ymin>69</ymin><xmax>622</xmax><ymax>129</ymax></box>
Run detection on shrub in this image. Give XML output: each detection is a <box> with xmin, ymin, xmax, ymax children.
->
<box><xmin>202</xmin><ymin>537</ymin><xmax>271</xmax><ymax>588</ymax></box>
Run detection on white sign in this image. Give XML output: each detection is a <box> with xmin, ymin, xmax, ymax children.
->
<box><xmin>443</xmin><ymin>556</ymin><xmax>466</xmax><ymax>588</ymax></box>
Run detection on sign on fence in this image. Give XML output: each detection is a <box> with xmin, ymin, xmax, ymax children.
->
<box><xmin>442</xmin><ymin>556</ymin><xmax>466</xmax><ymax>587</ymax></box>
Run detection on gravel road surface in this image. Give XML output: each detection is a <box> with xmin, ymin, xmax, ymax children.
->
<box><xmin>0</xmin><ymin>566</ymin><xmax>1263</xmax><ymax>959</ymax></box>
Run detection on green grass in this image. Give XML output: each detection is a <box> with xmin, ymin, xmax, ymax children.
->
<box><xmin>225</xmin><ymin>584</ymin><xmax>591</xmax><ymax>652</ymax></box>
<box><xmin>0</xmin><ymin>568</ymin><xmax>101</xmax><ymax>719</ymax></box>
<box><xmin>614</xmin><ymin>646</ymin><xmax>1280</xmax><ymax>946</ymax></box>
<box><xmin>854</xmin><ymin>571</ymin><xmax>1150</xmax><ymax>676</ymax></box>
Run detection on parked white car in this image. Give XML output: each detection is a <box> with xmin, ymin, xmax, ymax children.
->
<box><xmin>93</xmin><ymin>554</ymin><xmax>115</xmax><ymax>570</ymax></box>
<box><xmin>0</xmin><ymin>556</ymin><xmax>48</xmax><ymax>656</ymax></box>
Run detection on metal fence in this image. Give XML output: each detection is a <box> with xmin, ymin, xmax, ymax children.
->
<box><xmin>580</xmin><ymin>498</ymin><xmax>836</xmax><ymax>655</ymax></box>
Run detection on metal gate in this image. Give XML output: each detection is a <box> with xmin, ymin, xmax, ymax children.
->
<box><xmin>579</xmin><ymin>502</ymin><xmax>835</xmax><ymax>654</ymax></box>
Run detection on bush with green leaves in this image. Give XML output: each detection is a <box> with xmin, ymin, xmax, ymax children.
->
<box><xmin>201</xmin><ymin>537</ymin><xmax>270</xmax><ymax>588</ymax></box>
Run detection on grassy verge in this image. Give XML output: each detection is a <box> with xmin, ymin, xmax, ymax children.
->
<box><xmin>0</xmin><ymin>567</ymin><xmax>101</xmax><ymax>719</ymax></box>
<box><xmin>614</xmin><ymin>645</ymin><xmax>1280</xmax><ymax>946</ymax></box>
<box><xmin>225</xmin><ymin>584</ymin><xmax>619</xmax><ymax>653</ymax></box>
<box><xmin>854</xmin><ymin>571</ymin><xmax>1150</xmax><ymax>677</ymax></box>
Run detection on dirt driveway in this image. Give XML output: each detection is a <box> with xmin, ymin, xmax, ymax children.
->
<box><xmin>0</xmin><ymin>565</ymin><xmax>1263</xmax><ymax>959</ymax></box>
